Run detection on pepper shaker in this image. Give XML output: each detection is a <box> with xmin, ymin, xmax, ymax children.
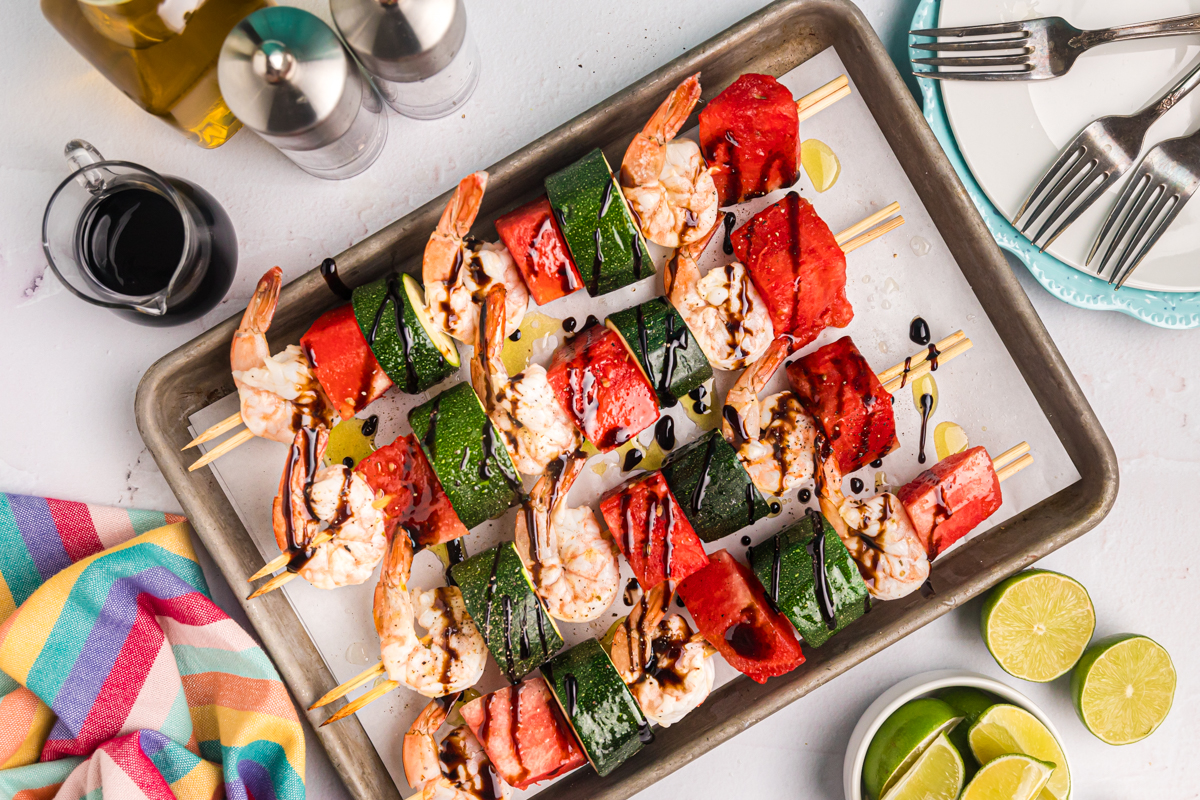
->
<box><xmin>218</xmin><ymin>7</ymin><xmax>388</xmax><ymax>179</ymax></box>
<box><xmin>331</xmin><ymin>0</ymin><xmax>480</xmax><ymax>120</ymax></box>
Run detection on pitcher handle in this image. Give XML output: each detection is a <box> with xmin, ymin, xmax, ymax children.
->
<box><xmin>65</xmin><ymin>139</ymin><xmax>109</xmax><ymax>195</ymax></box>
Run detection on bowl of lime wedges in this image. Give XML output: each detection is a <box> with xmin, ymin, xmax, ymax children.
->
<box><xmin>844</xmin><ymin>670</ymin><xmax>1070</xmax><ymax>800</ymax></box>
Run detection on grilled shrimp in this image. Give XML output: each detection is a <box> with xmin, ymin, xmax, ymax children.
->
<box><xmin>423</xmin><ymin>172</ymin><xmax>528</xmax><ymax>344</ymax></box>
<box><xmin>514</xmin><ymin>452</ymin><xmax>620</xmax><ymax>623</ymax></box>
<box><xmin>272</xmin><ymin>427</ymin><xmax>387</xmax><ymax>589</ymax></box>
<box><xmin>721</xmin><ymin>339</ymin><xmax>816</xmax><ymax>496</ymax></box>
<box><xmin>232</xmin><ymin>267</ymin><xmax>335</xmax><ymax>442</ymax></box>
<box><xmin>403</xmin><ymin>697</ymin><xmax>510</xmax><ymax>800</ymax></box>
<box><xmin>665</xmin><ymin>228</ymin><xmax>774</xmax><ymax>371</ymax></box>
<box><xmin>374</xmin><ymin>534</ymin><xmax>488</xmax><ymax>697</ymax></box>
<box><xmin>817</xmin><ymin>458</ymin><xmax>929</xmax><ymax>601</ymax></box>
<box><xmin>620</xmin><ymin>74</ymin><xmax>719</xmax><ymax>248</ymax></box>
<box><xmin>609</xmin><ymin>584</ymin><xmax>714</xmax><ymax>727</ymax></box>
<box><xmin>472</xmin><ymin>285</ymin><xmax>581</xmax><ymax>475</ymax></box>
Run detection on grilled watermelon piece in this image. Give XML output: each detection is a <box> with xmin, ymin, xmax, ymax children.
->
<box><xmin>461</xmin><ymin>677</ymin><xmax>587</xmax><ymax>790</ymax></box>
<box><xmin>353</xmin><ymin>435</ymin><xmax>467</xmax><ymax>548</ymax></box>
<box><xmin>494</xmin><ymin>195</ymin><xmax>583</xmax><ymax>306</ymax></box>
<box><xmin>731</xmin><ymin>192</ymin><xmax>852</xmax><ymax>349</ymax></box>
<box><xmin>698</xmin><ymin>73</ymin><xmax>800</xmax><ymax>206</ymax></box>
<box><xmin>897</xmin><ymin>445</ymin><xmax>1002</xmax><ymax>559</ymax></box>
<box><xmin>786</xmin><ymin>335</ymin><xmax>897</xmax><ymax>475</ymax></box>
<box><xmin>300</xmin><ymin>304</ymin><xmax>392</xmax><ymax>420</ymax></box>
<box><xmin>599</xmin><ymin>471</ymin><xmax>708</xmax><ymax>589</ymax></box>
<box><xmin>545</xmin><ymin>323</ymin><xmax>659</xmax><ymax>452</ymax></box>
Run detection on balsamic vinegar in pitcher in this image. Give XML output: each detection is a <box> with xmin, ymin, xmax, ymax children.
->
<box><xmin>42</xmin><ymin>0</ymin><xmax>271</xmax><ymax>148</ymax></box>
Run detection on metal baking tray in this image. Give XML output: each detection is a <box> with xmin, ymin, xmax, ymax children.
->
<box><xmin>136</xmin><ymin>1</ymin><xmax>1118</xmax><ymax>799</ymax></box>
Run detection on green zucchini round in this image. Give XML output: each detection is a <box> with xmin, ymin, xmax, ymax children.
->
<box><xmin>450</xmin><ymin>542</ymin><xmax>563</xmax><ymax>683</ymax></box>
<box><xmin>749</xmin><ymin>509</ymin><xmax>869</xmax><ymax>647</ymax></box>
<box><xmin>408</xmin><ymin>382</ymin><xmax>520</xmax><ymax>530</ymax></box>
<box><xmin>351</xmin><ymin>272</ymin><xmax>459</xmax><ymax>394</ymax></box>
<box><xmin>606</xmin><ymin>298</ymin><xmax>713</xmax><ymax>406</ymax></box>
<box><xmin>541</xmin><ymin>638</ymin><xmax>647</xmax><ymax>777</ymax></box>
<box><xmin>660</xmin><ymin>430</ymin><xmax>769</xmax><ymax>543</ymax></box>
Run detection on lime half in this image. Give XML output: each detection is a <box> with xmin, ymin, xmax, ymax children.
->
<box><xmin>981</xmin><ymin>570</ymin><xmax>1095</xmax><ymax>682</ymax></box>
<box><xmin>969</xmin><ymin>704</ymin><xmax>1069</xmax><ymax>800</ymax></box>
<box><xmin>960</xmin><ymin>754</ymin><xmax>1054</xmax><ymax>800</ymax></box>
<box><xmin>863</xmin><ymin>698</ymin><xmax>963</xmax><ymax>799</ymax></box>
<box><xmin>879</xmin><ymin>732</ymin><xmax>964</xmax><ymax>800</ymax></box>
<box><xmin>1071</xmin><ymin>634</ymin><xmax>1175</xmax><ymax>745</ymax></box>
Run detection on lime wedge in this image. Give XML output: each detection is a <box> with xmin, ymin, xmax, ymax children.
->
<box><xmin>981</xmin><ymin>570</ymin><xmax>1095</xmax><ymax>682</ymax></box>
<box><xmin>1071</xmin><ymin>634</ymin><xmax>1175</xmax><ymax>745</ymax></box>
<box><xmin>878</xmin><ymin>732</ymin><xmax>963</xmax><ymax>800</ymax></box>
<box><xmin>800</xmin><ymin>139</ymin><xmax>841</xmax><ymax>192</ymax></box>
<box><xmin>863</xmin><ymin>698</ymin><xmax>963</xmax><ymax>800</ymax></box>
<box><xmin>969</xmin><ymin>704</ymin><xmax>1069</xmax><ymax>800</ymax></box>
<box><xmin>960</xmin><ymin>754</ymin><xmax>1054</xmax><ymax>800</ymax></box>
<box><xmin>935</xmin><ymin>687</ymin><xmax>999</xmax><ymax>780</ymax></box>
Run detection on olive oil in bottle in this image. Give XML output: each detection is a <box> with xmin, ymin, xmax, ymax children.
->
<box><xmin>42</xmin><ymin>0</ymin><xmax>271</xmax><ymax>148</ymax></box>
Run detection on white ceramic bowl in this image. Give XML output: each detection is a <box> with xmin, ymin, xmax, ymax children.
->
<box><xmin>843</xmin><ymin>669</ymin><xmax>1069</xmax><ymax>800</ymax></box>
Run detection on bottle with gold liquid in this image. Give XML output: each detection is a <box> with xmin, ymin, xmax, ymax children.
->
<box><xmin>42</xmin><ymin>0</ymin><xmax>271</xmax><ymax>148</ymax></box>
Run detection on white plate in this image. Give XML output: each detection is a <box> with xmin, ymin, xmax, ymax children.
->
<box><xmin>939</xmin><ymin>0</ymin><xmax>1200</xmax><ymax>292</ymax></box>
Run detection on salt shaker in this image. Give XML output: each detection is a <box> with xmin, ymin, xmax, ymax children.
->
<box><xmin>331</xmin><ymin>0</ymin><xmax>480</xmax><ymax>120</ymax></box>
<box><xmin>218</xmin><ymin>7</ymin><xmax>388</xmax><ymax>179</ymax></box>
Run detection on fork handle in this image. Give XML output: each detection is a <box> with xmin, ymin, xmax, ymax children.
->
<box><xmin>1077</xmin><ymin>14</ymin><xmax>1200</xmax><ymax>49</ymax></box>
<box><xmin>1134</xmin><ymin>58</ymin><xmax>1200</xmax><ymax>125</ymax></box>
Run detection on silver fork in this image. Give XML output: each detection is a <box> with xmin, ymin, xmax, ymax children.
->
<box><xmin>1087</xmin><ymin>129</ymin><xmax>1200</xmax><ymax>289</ymax></box>
<box><xmin>911</xmin><ymin>14</ymin><xmax>1200</xmax><ymax>81</ymax></box>
<box><xmin>1013</xmin><ymin>60</ymin><xmax>1200</xmax><ymax>251</ymax></box>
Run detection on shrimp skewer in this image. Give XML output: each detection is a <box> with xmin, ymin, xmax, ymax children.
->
<box><xmin>423</xmin><ymin>172</ymin><xmax>528</xmax><ymax>344</ymax></box>
<box><xmin>620</xmin><ymin>74</ymin><xmax>720</xmax><ymax>249</ymax></box>
<box><xmin>514</xmin><ymin>452</ymin><xmax>621</xmax><ymax>623</ymax></box>
<box><xmin>472</xmin><ymin>285</ymin><xmax>581</xmax><ymax>475</ymax></box>
<box><xmin>404</xmin><ymin>697</ymin><xmax>510</xmax><ymax>800</ymax></box>
<box><xmin>609</xmin><ymin>583</ymin><xmax>715</xmax><ymax>728</ymax></box>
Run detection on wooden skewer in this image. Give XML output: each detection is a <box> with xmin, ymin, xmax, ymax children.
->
<box><xmin>320</xmin><ymin>678</ymin><xmax>401</xmax><ymax>726</ymax></box>
<box><xmin>992</xmin><ymin>441</ymin><xmax>1030</xmax><ymax>471</ymax></box>
<box><xmin>835</xmin><ymin>202</ymin><xmax>902</xmax><ymax>246</ymax></box>
<box><xmin>881</xmin><ymin>338</ymin><xmax>973</xmax><ymax>394</ymax></box>
<box><xmin>996</xmin><ymin>452</ymin><xmax>1034</xmax><ymax>482</ymax></box>
<box><xmin>797</xmin><ymin>74</ymin><xmax>852</xmax><ymax>122</ymax></box>
<box><xmin>877</xmin><ymin>331</ymin><xmax>967</xmax><ymax>386</ymax></box>
<box><xmin>246</xmin><ymin>570</ymin><xmax>296</xmax><ymax>600</ymax></box>
<box><xmin>310</xmin><ymin>662</ymin><xmax>386</xmax><ymax>710</ymax></box>
<box><xmin>189</xmin><ymin>428</ymin><xmax>256</xmax><ymax>472</ymax></box>
<box><xmin>249</xmin><ymin>495</ymin><xmax>389</xmax><ymax>583</ymax></box>
<box><xmin>841</xmin><ymin>215</ymin><xmax>906</xmax><ymax>255</ymax></box>
<box><xmin>183</xmin><ymin>412</ymin><xmax>243</xmax><ymax>450</ymax></box>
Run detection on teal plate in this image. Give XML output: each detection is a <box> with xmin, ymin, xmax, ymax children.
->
<box><xmin>909</xmin><ymin>0</ymin><xmax>1200</xmax><ymax>328</ymax></box>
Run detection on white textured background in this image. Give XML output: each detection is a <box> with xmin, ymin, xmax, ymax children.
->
<box><xmin>0</xmin><ymin>0</ymin><xmax>1194</xmax><ymax>797</ymax></box>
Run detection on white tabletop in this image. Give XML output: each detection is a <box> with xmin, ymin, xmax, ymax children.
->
<box><xmin>0</xmin><ymin>0</ymin><xmax>1193</xmax><ymax>797</ymax></box>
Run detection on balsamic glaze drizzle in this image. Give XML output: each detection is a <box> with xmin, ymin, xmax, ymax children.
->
<box><xmin>722</xmin><ymin>211</ymin><xmax>736</xmax><ymax>255</ymax></box>
<box><xmin>917</xmin><ymin>392</ymin><xmax>934</xmax><ymax>464</ymax></box>
<box><xmin>806</xmin><ymin>507</ymin><xmax>837</xmax><ymax>630</ymax></box>
<box><xmin>319</xmin><ymin>258</ymin><xmax>353</xmax><ymax>300</ymax></box>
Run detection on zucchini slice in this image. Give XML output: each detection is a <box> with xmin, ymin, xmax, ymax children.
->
<box><xmin>408</xmin><ymin>382</ymin><xmax>520</xmax><ymax>530</ymax></box>
<box><xmin>660</xmin><ymin>430</ymin><xmax>769</xmax><ymax>543</ymax></box>
<box><xmin>451</xmin><ymin>542</ymin><xmax>563</xmax><ymax>682</ymax></box>
<box><xmin>541</xmin><ymin>638</ymin><xmax>648</xmax><ymax>777</ymax></box>
<box><xmin>748</xmin><ymin>508</ymin><xmax>869</xmax><ymax>647</ymax></box>
<box><xmin>351</xmin><ymin>272</ymin><xmax>459</xmax><ymax>394</ymax></box>
<box><xmin>606</xmin><ymin>298</ymin><xmax>713</xmax><ymax>407</ymax></box>
<box><xmin>544</xmin><ymin>148</ymin><xmax>650</xmax><ymax>296</ymax></box>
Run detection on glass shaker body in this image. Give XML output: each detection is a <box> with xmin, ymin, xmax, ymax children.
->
<box><xmin>332</xmin><ymin>0</ymin><xmax>480</xmax><ymax>120</ymax></box>
<box><xmin>218</xmin><ymin>7</ymin><xmax>387</xmax><ymax>180</ymax></box>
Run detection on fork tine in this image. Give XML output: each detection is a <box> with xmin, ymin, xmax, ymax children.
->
<box><xmin>1014</xmin><ymin>146</ymin><xmax>1085</xmax><ymax>223</ymax></box>
<box><xmin>919</xmin><ymin>69</ymin><xmax>1038</xmax><ymax>82</ymax></box>
<box><xmin>1088</xmin><ymin>171</ymin><xmax>1153</xmax><ymax>272</ymax></box>
<box><xmin>1032</xmin><ymin>165</ymin><xmax>1109</xmax><ymax>248</ymax></box>
<box><xmin>1018</xmin><ymin>149</ymin><xmax>1091</xmax><ymax>229</ymax></box>
<box><xmin>910</xmin><ymin>37</ymin><xmax>1031</xmax><ymax>53</ymax></box>
<box><xmin>911</xmin><ymin>22</ymin><xmax>1026</xmax><ymax>37</ymax></box>
<box><xmin>913</xmin><ymin>55</ymin><xmax>1032</xmax><ymax>68</ymax></box>
<box><xmin>1112</xmin><ymin>192</ymin><xmax>1179</xmax><ymax>289</ymax></box>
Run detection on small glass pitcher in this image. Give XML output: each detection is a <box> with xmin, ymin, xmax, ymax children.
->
<box><xmin>42</xmin><ymin>140</ymin><xmax>238</xmax><ymax>325</ymax></box>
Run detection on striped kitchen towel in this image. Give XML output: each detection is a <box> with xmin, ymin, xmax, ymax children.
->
<box><xmin>0</xmin><ymin>493</ymin><xmax>305</xmax><ymax>800</ymax></box>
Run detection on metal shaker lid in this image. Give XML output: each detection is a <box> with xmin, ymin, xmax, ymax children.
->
<box><xmin>330</xmin><ymin>0</ymin><xmax>467</xmax><ymax>83</ymax></box>
<box><xmin>219</xmin><ymin>7</ymin><xmax>363</xmax><ymax>147</ymax></box>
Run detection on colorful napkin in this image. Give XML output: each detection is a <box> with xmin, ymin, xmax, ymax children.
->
<box><xmin>0</xmin><ymin>493</ymin><xmax>305</xmax><ymax>800</ymax></box>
